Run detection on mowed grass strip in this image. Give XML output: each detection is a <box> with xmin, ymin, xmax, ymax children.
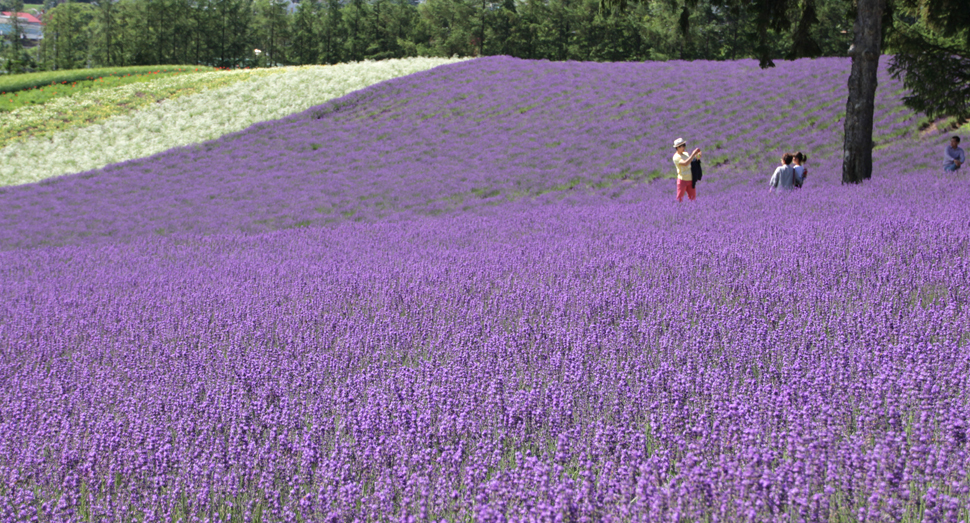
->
<box><xmin>0</xmin><ymin>65</ymin><xmax>216</xmax><ymax>94</ymax></box>
<box><xmin>0</xmin><ymin>68</ymin><xmax>279</xmax><ymax>148</ymax></box>
<box><xmin>0</xmin><ymin>67</ymin><xmax>213</xmax><ymax>112</ymax></box>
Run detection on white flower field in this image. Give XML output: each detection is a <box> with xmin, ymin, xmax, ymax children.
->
<box><xmin>0</xmin><ymin>57</ymin><xmax>464</xmax><ymax>187</ymax></box>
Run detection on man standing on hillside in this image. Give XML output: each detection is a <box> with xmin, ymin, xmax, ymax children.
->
<box><xmin>945</xmin><ymin>136</ymin><xmax>965</xmax><ymax>172</ymax></box>
<box><xmin>672</xmin><ymin>138</ymin><xmax>701</xmax><ymax>202</ymax></box>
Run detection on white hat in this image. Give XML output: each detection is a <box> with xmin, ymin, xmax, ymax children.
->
<box><xmin>672</xmin><ymin>137</ymin><xmax>687</xmax><ymax>148</ymax></box>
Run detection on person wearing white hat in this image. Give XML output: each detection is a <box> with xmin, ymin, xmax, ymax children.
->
<box><xmin>672</xmin><ymin>138</ymin><xmax>701</xmax><ymax>201</ymax></box>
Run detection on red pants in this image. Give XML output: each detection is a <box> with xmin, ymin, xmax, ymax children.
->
<box><xmin>676</xmin><ymin>179</ymin><xmax>696</xmax><ymax>201</ymax></box>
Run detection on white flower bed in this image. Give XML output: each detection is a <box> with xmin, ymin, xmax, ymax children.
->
<box><xmin>0</xmin><ymin>57</ymin><xmax>465</xmax><ymax>186</ymax></box>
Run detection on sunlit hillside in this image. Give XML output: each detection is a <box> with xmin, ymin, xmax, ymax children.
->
<box><xmin>1</xmin><ymin>57</ymin><xmax>968</xmax><ymax>522</ymax></box>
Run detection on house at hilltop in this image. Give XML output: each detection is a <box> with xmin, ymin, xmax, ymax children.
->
<box><xmin>0</xmin><ymin>12</ymin><xmax>43</xmax><ymax>46</ymax></box>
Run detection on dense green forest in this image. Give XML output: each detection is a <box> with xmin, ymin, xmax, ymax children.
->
<box><xmin>3</xmin><ymin>0</ymin><xmax>856</xmax><ymax>71</ymax></box>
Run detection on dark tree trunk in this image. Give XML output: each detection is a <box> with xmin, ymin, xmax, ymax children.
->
<box><xmin>480</xmin><ymin>0</ymin><xmax>486</xmax><ymax>56</ymax></box>
<box><xmin>842</xmin><ymin>0</ymin><xmax>886</xmax><ymax>184</ymax></box>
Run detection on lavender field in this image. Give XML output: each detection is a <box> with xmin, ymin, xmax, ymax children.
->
<box><xmin>1</xmin><ymin>57</ymin><xmax>968</xmax><ymax>522</ymax></box>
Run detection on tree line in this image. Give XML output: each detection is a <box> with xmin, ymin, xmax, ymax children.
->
<box><xmin>17</xmin><ymin>0</ymin><xmax>860</xmax><ymax>70</ymax></box>
<box><xmin>1</xmin><ymin>0</ymin><xmax>966</xmax><ymax>184</ymax></box>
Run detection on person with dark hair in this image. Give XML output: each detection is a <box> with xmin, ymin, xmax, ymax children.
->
<box><xmin>671</xmin><ymin>137</ymin><xmax>701</xmax><ymax>201</ymax></box>
<box><xmin>945</xmin><ymin>136</ymin><xmax>965</xmax><ymax>172</ymax></box>
<box><xmin>792</xmin><ymin>152</ymin><xmax>808</xmax><ymax>188</ymax></box>
<box><xmin>769</xmin><ymin>153</ymin><xmax>796</xmax><ymax>192</ymax></box>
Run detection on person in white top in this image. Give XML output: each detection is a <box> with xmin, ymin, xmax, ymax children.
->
<box><xmin>769</xmin><ymin>153</ymin><xmax>797</xmax><ymax>192</ymax></box>
<box><xmin>671</xmin><ymin>137</ymin><xmax>701</xmax><ymax>201</ymax></box>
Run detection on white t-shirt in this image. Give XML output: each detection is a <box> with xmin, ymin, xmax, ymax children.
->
<box><xmin>769</xmin><ymin>164</ymin><xmax>795</xmax><ymax>190</ymax></box>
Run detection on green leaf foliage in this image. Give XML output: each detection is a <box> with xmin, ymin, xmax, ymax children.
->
<box><xmin>888</xmin><ymin>0</ymin><xmax>970</xmax><ymax>119</ymax></box>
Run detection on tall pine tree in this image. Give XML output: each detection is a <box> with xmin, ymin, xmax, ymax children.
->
<box><xmin>2</xmin><ymin>0</ymin><xmax>30</xmax><ymax>72</ymax></box>
<box><xmin>889</xmin><ymin>0</ymin><xmax>970</xmax><ymax>122</ymax></box>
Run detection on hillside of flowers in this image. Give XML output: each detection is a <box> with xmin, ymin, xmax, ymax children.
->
<box><xmin>1</xmin><ymin>57</ymin><xmax>968</xmax><ymax>521</ymax></box>
<box><xmin>0</xmin><ymin>57</ymin><xmax>927</xmax><ymax>248</ymax></box>
<box><xmin>0</xmin><ymin>57</ymin><xmax>463</xmax><ymax>187</ymax></box>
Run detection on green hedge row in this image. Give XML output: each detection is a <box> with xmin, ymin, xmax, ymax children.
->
<box><xmin>0</xmin><ymin>65</ymin><xmax>218</xmax><ymax>93</ymax></box>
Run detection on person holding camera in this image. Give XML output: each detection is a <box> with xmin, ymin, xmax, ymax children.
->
<box><xmin>672</xmin><ymin>137</ymin><xmax>701</xmax><ymax>202</ymax></box>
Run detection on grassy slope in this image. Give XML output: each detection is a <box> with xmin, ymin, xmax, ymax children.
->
<box><xmin>0</xmin><ymin>65</ymin><xmax>217</xmax><ymax>94</ymax></box>
<box><xmin>0</xmin><ymin>67</ymin><xmax>212</xmax><ymax>112</ymax></box>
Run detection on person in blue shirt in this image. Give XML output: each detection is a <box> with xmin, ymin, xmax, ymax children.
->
<box><xmin>945</xmin><ymin>136</ymin><xmax>965</xmax><ymax>172</ymax></box>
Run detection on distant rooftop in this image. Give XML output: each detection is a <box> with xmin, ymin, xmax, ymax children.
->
<box><xmin>0</xmin><ymin>11</ymin><xmax>42</xmax><ymax>24</ymax></box>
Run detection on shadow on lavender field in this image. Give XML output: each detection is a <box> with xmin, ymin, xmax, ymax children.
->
<box><xmin>1</xmin><ymin>57</ymin><xmax>968</xmax><ymax>522</ymax></box>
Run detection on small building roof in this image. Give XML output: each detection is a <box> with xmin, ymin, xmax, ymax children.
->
<box><xmin>0</xmin><ymin>12</ymin><xmax>42</xmax><ymax>24</ymax></box>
